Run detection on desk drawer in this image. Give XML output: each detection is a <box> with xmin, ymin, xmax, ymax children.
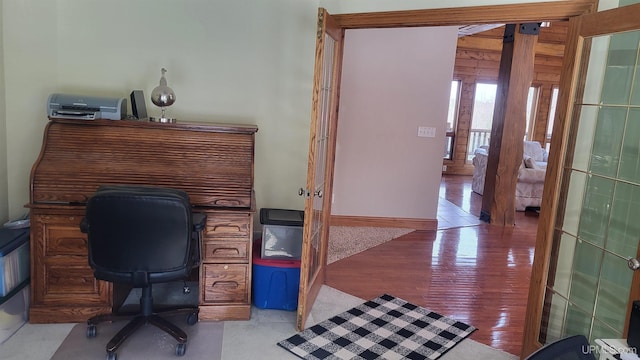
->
<box><xmin>201</xmin><ymin>264</ymin><xmax>248</xmax><ymax>304</ymax></box>
<box><xmin>203</xmin><ymin>241</ymin><xmax>249</xmax><ymax>262</ymax></box>
<box><xmin>203</xmin><ymin>212</ymin><xmax>251</xmax><ymax>241</ymax></box>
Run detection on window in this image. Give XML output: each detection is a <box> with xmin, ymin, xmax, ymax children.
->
<box><xmin>467</xmin><ymin>83</ymin><xmax>541</xmax><ymax>162</ymax></box>
<box><xmin>546</xmin><ymin>87</ymin><xmax>559</xmax><ymax>152</ymax></box>
<box><xmin>467</xmin><ymin>83</ymin><xmax>496</xmax><ymax>161</ymax></box>
<box><xmin>525</xmin><ymin>86</ymin><xmax>540</xmax><ymax>141</ymax></box>
<box><xmin>444</xmin><ymin>80</ymin><xmax>461</xmax><ymax>160</ymax></box>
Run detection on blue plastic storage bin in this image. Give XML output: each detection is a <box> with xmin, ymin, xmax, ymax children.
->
<box><xmin>252</xmin><ymin>242</ymin><xmax>300</xmax><ymax>311</ymax></box>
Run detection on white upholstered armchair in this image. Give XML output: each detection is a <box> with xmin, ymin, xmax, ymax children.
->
<box><xmin>471</xmin><ymin>141</ymin><xmax>548</xmax><ymax>211</ymax></box>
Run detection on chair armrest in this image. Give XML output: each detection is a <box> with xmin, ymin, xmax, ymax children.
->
<box><xmin>192</xmin><ymin>213</ymin><xmax>207</xmax><ymax>232</ymax></box>
<box><xmin>518</xmin><ymin>168</ymin><xmax>546</xmax><ymax>183</ymax></box>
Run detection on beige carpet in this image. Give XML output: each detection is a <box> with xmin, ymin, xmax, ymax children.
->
<box><xmin>328</xmin><ymin>226</ymin><xmax>414</xmax><ymax>264</ymax></box>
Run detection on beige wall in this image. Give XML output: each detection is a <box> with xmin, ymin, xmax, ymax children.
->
<box><xmin>1</xmin><ymin>0</ymin><xmax>588</xmax><ymax>222</ymax></box>
<box><xmin>0</xmin><ymin>2</ymin><xmax>7</xmax><ymax>223</ymax></box>
<box><xmin>2</xmin><ymin>0</ymin><xmax>318</xmax><ymax>219</ymax></box>
<box><xmin>331</xmin><ymin>27</ymin><xmax>457</xmax><ymax>219</ymax></box>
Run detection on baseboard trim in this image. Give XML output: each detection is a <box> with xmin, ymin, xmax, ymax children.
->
<box><xmin>330</xmin><ymin>215</ymin><xmax>437</xmax><ymax>231</ymax></box>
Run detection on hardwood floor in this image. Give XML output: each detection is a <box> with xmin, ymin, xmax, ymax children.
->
<box><xmin>325</xmin><ymin>174</ymin><xmax>540</xmax><ymax>357</ymax></box>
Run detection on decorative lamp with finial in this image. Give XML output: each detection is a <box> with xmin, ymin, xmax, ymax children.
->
<box><xmin>150</xmin><ymin>68</ymin><xmax>176</xmax><ymax>123</ymax></box>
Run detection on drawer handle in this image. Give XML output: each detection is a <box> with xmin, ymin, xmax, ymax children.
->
<box><xmin>212</xmin><ymin>281</ymin><xmax>238</xmax><ymax>289</ymax></box>
<box><xmin>213</xmin><ymin>199</ymin><xmax>242</xmax><ymax>206</ymax></box>
<box><xmin>211</xmin><ymin>248</ymin><xmax>241</xmax><ymax>255</ymax></box>
<box><xmin>211</xmin><ymin>225</ymin><xmax>243</xmax><ymax>232</ymax></box>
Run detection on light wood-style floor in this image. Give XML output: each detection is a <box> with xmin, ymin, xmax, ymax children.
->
<box><xmin>326</xmin><ymin>174</ymin><xmax>540</xmax><ymax>357</ymax></box>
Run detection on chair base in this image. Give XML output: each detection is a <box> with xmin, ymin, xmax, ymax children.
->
<box><xmin>87</xmin><ymin>306</ymin><xmax>199</xmax><ymax>357</ymax></box>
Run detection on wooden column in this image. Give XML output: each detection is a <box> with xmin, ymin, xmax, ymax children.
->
<box><xmin>481</xmin><ymin>23</ymin><xmax>539</xmax><ymax>226</ymax></box>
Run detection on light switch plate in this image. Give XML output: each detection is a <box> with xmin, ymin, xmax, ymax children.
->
<box><xmin>418</xmin><ymin>126</ymin><xmax>436</xmax><ymax>138</ymax></box>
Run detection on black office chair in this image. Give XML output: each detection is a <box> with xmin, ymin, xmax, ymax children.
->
<box><xmin>524</xmin><ymin>335</ymin><xmax>596</xmax><ymax>360</ymax></box>
<box><xmin>80</xmin><ymin>185</ymin><xmax>206</xmax><ymax>360</ymax></box>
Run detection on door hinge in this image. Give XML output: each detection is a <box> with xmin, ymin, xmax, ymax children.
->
<box><xmin>317</xmin><ymin>11</ymin><xmax>324</xmax><ymax>39</ymax></box>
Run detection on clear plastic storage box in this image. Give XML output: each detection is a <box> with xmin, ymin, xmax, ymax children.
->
<box><xmin>260</xmin><ymin>208</ymin><xmax>304</xmax><ymax>260</ymax></box>
<box><xmin>0</xmin><ymin>228</ymin><xmax>30</xmax><ymax>297</ymax></box>
<box><xmin>0</xmin><ymin>280</ymin><xmax>29</xmax><ymax>344</ymax></box>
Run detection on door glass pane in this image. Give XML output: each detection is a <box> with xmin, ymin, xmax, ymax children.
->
<box><xmin>543</xmin><ymin>291</ymin><xmax>569</xmax><ymax>343</ymax></box>
<box><xmin>595</xmin><ymin>251</ymin><xmax>632</xmax><ymax>331</ymax></box>
<box><xmin>565</xmin><ymin>304</ymin><xmax>593</xmax><ymax>337</ymax></box>
<box><xmin>601</xmin><ymin>31</ymin><xmax>640</xmax><ymax>105</ymax></box>
<box><xmin>582</xmin><ymin>36</ymin><xmax>611</xmax><ymax>105</ymax></box>
<box><xmin>572</xmin><ymin>106</ymin><xmax>599</xmax><ymax>172</ymax></box>
<box><xmin>592</xmin><ymin>317</ymin><xmax>623</xmax><ymax>342</ymax></box>
<box><xmin>568</xmin><ymin>239</ymin><xmax>602</xmax><ymax>314</ymax></box>
<box><xmin>607</xmin><ymin>181</ymin><xmax>640</xmax><ymax>255</ymax></box>
<box><xmin>619</xmin><ymin>108</ymin><xmax>640</xmax><ymax>181</ymax></box>
<box><xmin>553</xmin><ymin>233</ymin><xmax>577</xmax><ymax>298</ymax></box>
<box><xmin>562</xmin><ymin>171</ymin><xmax>587</xmax><ymax>235</ymax></box>
<box><xmin>589</xmin><ymin>107</ymin><xmax>626</xmax><ymax>178</ymax></box>
<box><xmin>577</xmin><ymin>175</ymin><xmax>615</xmax><ymax>247</ymax></box>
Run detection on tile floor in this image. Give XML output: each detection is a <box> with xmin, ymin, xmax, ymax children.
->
<box><xmin>0</xmin><ymin>286</ymin><xmax>362</xmax><ymax>360</ymax></box>
<box><xmin>0</xmin><ymin>285</ymin><xmax>517</xmax><ymax>360</ymax></box>
<box><xmin>437</xmin><ymin>198</ymin><xmax>481</xmax><ymax>229</ymax></box>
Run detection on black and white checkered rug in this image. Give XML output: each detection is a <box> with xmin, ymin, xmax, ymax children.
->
<box><xmin>278</xmin><ymin>294</ymin><xmax>476</xmax><ymax>360</ymax></box>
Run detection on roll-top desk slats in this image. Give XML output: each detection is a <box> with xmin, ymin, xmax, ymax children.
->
<box><xmin>28</xmin><ymin>118</ymin><xmax>257</xmax><ymax>323</ymax></box>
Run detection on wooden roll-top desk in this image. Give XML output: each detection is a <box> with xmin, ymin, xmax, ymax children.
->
<box><xmin>28</xmin><ymin>118</ymin><xmax>258</xmax><ymax>323</ymax></box>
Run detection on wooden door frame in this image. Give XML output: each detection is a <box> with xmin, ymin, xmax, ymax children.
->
<box><xmin>332</xmin><ymin>1</ymin><xmax>597</xmax><ymax>29</ymax></box>
<box><xmin>305</xmin><ymin>0</ymin><xmax>597</xmax><ymax>348</ymax></box>
<box><xmin>297</xmin><ymin>8</ymin><xmax>344</xmax><ymax>331</ymax></box>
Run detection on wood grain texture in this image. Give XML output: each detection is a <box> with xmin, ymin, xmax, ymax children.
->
<box><xmin>31</xmin><ymin>119</ymin><xmax>257</xmax><ymax>208</ymax></box>
<box><xmin>333</xmin><ymin>1</ymin><xmax>596</xmax><ymax>28</ymax></box>
<box><xmin>297</xmin><ymin>8</ymin><xmax>344</xmax><ymax>332</ymax></box>
<box><xmin>326</xmin><ymin>175</ymin><xmax>539</xmax><ymax>357</ymax></box>
<box><xmin>487</xmin><ymin>28</ymin><xmax>538</xmax><ymax>226</ymax></box>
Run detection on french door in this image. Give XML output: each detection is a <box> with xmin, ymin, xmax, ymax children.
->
<box><xmin>524</xmin><ymin>2</ymin><xmax>640</xmax><ymax>356</ymax></box>
<box><xmin>296</xmin><ymin>8</ymin><xmax>343</xmax><ymax>331</ymax></box>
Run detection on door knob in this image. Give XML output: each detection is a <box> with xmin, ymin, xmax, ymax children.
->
<box><xmin>298</xmin><ymin>188</ymin><xmax>310</xmax><ymax>197</ymax></box>
<box><xmin>628</xmin><ymin>258</ymin><xmax>640</xmax><ymax>271</ymax></box>
<box><xmin>314</xmin><ymin>190</ymin><xmax>323</xmax><ymax>198</ymax></box>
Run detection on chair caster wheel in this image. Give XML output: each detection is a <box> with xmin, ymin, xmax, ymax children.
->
<box><xmin>106</xmin><ymin>351</ymin><xmax>117</xmax><ymax>360</ymax></box>
<box><xmin>186</xmin><ymin>312</ymin><xmax>198</xmax><ymax>325</ymax></box>
<box><xmin>175</xmin><ymin>343</ymin><xmax>187</xmax><ymax>356</ymax></box>
<box><xmin>86</xmin><ymin>324</ymin><xmax>97</xmax><ymax>338</ymax></box>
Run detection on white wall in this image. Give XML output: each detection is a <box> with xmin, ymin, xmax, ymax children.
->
<box><xmin>3</xmin><ymin>0</ymin><xmax>318</xmax><ymax>219</ymax></box>
<box><xmin>331</xmin><ymin>27</ymin><xmax>457</xmax><ymax>219</ymax></box>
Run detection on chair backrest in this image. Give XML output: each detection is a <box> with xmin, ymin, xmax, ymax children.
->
<box><xmin>84</xmin><ymin>185</ymin><xmax>195</xmax><ymax>287</ymax></box>
<box><xmin>525</xmin><ymin>335</ymin><xmax>596</xmax><ymax>360</ymax></box>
